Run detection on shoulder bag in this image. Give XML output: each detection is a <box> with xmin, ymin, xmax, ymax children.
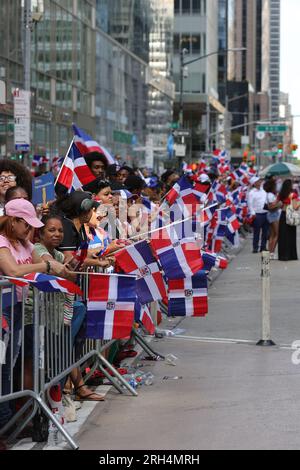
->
<box><xmin>286</xmin><ymin>200</ymin><xmax>300</xmax><ymax>226</ymax></box>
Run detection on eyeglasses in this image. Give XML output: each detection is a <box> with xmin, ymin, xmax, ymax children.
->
<box><xmin>0</xmin><ymin>175</ymin><xmax>17</xmax><ymax>183</ymax></box>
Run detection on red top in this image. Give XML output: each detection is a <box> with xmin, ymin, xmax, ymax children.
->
<box><xmin>280</xmin><ymin>192</ymin><xmax>298</xmax><ymax>205</ymax></box>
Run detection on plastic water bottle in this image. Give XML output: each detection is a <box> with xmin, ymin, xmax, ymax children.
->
<box><xmin>129</xmin><ymin>374</ymin><xmax>138</xmax><ymax>389</ymax></box>
<box><xmin>47</xmin><ymin>385</ymin><xmax>64</xmax><ymax>447</ymax></box>
<box><xmin>47</xmin><ymin>411</ymin><xmax>63</xmax><ymax>447</ymax></box>
<box><xmin>142</xmin><ymin>372</ymin><xmax>154</xmax><ymax>386</ymax></box>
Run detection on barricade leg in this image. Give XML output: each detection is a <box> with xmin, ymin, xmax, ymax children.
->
<box><xmin>132</xmin><ymin>329</ymin><xmax>165</xmax><ymax>360</ymax></box>
<box><xmin>97</xmin><ymin>354</ymin><xmax>138</xmax><ymax>397</ymax></box>
<box><xmin>8</xmin><ymin>399</ymin><xmax>37</xmax><ymax>443</ymax></box>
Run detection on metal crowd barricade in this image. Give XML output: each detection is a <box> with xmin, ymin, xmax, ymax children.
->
<box><xmin>0</xmin><ymin>276</ymin><xmax>138</xmax><ymax>450</ymax></box>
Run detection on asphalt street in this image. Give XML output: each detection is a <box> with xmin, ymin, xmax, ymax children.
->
<box><xmin>76</xmin><ymin>236</ymin><xmax>300</xmax><ymax>450</ymax></box>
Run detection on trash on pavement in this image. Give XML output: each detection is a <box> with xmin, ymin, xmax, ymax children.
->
<box><xmin>165</xmin><ymin>354</ymin><xmax>178</xmax><ymax>366</ymax></box>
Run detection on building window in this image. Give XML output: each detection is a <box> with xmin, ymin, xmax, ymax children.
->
<box><xmin>202</xmin><ymin>73</ymin><xmax>206</xmax><ymax>93</ymax></box>
<box><xmin>175</xmin><ymin>0</ymin><xmax>180</xmax><ymax>14</ymax></box>
<box><xmin>181</xmin><ymin>35</ymin><xmax>191</xmax><ymax>53</ymax></box>
<box><xmin>191</xmin><ymin>35</ymin><xmax>201</xmax><ymax>55</ymax></box>
<box><xmin>192</xmin><ymin>0</ymin><xmax>201</xmax><ymax>13</ymax></box>
<box><xmin>174</xmin><ymin>33</ymin><xmax>180</xmax><ymax>54</ymax></box>
<box><xmin>182</xmin><ymin>0</ymin><xmax>191</xmax><ymax>14</ymax></box>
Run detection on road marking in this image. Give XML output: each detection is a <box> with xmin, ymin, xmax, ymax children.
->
<box><xmin>167</xmin><ymin>335</ymin><xmax>256</xmax><ymax>345</ymax></box>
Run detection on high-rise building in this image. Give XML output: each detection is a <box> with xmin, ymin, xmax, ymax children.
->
<box><xmin>227</xmin><ymin>0</ymin><xmax>278</xmax><ymax>152</ymax></box>
<box><xmin>269</xmin><ymin>0</ymin><xmax>281</xmax><ymax>120</ymax></box>
<box><xmin>97</xmin><ymin>0</ymin><xmax>175</xmax><ymax>168</ymax></box>
<box><xmin>0</xmin><ymin>0</ymin><xmax>97</xmax><ymax>159</ymax></box>
<box><xmin>173</xmin><ymin>0</ymin><xmax>226</xmax><ymax>157</ymax></box>
<box><xmin>0</xmin><ymin>0</ymin><xmax>174</xmax><ymax>169</ymax></box>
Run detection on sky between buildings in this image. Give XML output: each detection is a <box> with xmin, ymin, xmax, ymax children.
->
<box><xmin>281</xmin><ymin>0</ymin><xmax>300</xmax><ymax>153</ymax></box>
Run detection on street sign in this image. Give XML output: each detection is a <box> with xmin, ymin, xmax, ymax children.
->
<box><xmin>14</xmin><ymin>89</ymin><xmax>30</xmax><ymax>151</ymax></box>
<box><xmin>174</xmin><ymin>144</ymin><xmax>186</xmax><ymax>157</ymax></box>
<box><xmin>241</xmin><ymin>135</ymin><xmax>250</xmax><ymax>145</ymax></box>
<box><xmin>256</xmin><ymin>131</ymin><xmax>266</xmax><ymax>141</ymax></box>
<box><xmin>256</xmin><ymin>125</ymin><xmax>288</xmax><ymax>133</ymax></box>
<box><xmin>173</xmin><ymin>129</ymin><xmax>191</xmax><ymax>138</ymax></box>
<box><xmin>170</xmin><ymin>122</ymin><xmax>179</xmax><ymax>130</ymax></box>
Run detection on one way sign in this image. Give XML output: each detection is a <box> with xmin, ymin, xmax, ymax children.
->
<box><xmin>173</xmin><ymin>129</ymin><xmax>191</xmax><ymax>138</ymax></box>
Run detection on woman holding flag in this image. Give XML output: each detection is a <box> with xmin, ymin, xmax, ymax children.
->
<box><xmin>0</xmin><ymin>200</ymin><xmax>66</xmax><ymax>433</ymax></box>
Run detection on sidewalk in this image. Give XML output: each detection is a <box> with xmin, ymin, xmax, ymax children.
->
<box><xmin>76</xmin><ymin>237</ymin><xmax>300</xmax><ymax>450</ymax></box>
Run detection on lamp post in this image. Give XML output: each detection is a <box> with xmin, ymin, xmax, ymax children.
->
<box><xmin>178</xmin><ymin>47</ymin><xmax>246</xmax><ymax>151</ymax></box>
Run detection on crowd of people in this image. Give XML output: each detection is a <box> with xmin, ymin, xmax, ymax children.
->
<box><xmin>248</xmin><ymin>175</ymin><xmax>300</xmax><ymax>260</ymax></box>
<box><xmin>0</xmin><ymin>149</ymin><xmax>300</xmax><ymax>450</ymax></box>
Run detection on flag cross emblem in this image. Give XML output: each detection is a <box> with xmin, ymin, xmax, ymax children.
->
<box><xmin>139</xmin><ymin>266</ymin><xmax>151</xmax><ymax>278</ymax></box>
<box><xmin>185</xmin><ymin>289</ymin><xmax>193</xmax><ymax>298</ymax></box>
<box><xmin>106</xmin><ymin>302</ymin><xmax>116</xmax><ymax>310</ymax></box>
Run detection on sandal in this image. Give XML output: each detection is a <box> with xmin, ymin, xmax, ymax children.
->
<box><xmin>74</xmin><ymin>384</ymin><xmax>105</xmax><ymax>402</ymax></box>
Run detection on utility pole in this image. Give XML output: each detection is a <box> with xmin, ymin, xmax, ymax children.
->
<box><xmin>179</xmin><ymin>48</ymin><xmax>186</xmax><ymax>128</ymax></box>
<box><xmin>22</xmin><ymin>0</ymin><xmax>31</xmax><ymax>165</ymax></box>
<box><xmin>24</xmin><ymin>0</ymin><xmax>31</xmax><ymax>92</ymax></box>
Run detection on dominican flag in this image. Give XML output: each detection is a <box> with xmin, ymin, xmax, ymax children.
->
<box><xmin>165</xmin><ymin>176</ymin><xmax>193</xmax><ymax>207</ymax></box>
<box><xmin>55</xmin><ymin>142</ymin><xmax>95</xmax><ymax>192</ymax></box>
<box><xmin>86</xmin><ymin>274</ymin><xmax>136</xmax><ymax>340</ymax></box>
<box><xmin>202</xmin><ymin>251</ymin><xmax>228</xmax><ymax>272</ymax></box>
<box><xmin>226</xmin><ymin>208</ymin><xmax>240</xmax><ymax>234</ymax></box>
<box><xmin>73</xmin><ymin>125</ymin><xmax>115</xmax><ymax>165</ymax></box>
<box><xmin>115</xmin><ymin>241</ymin><xmax>167</xmax><ymax>304</ymax></box>
<box><xmin>32</xmin><ymin>155</ymin><xmax>42</xmax><ymax>168</ymax></box>
<box><xmin>134</xmin><ymin>301</ymin><xmax>155</xmax><ymax>335</ymax></box>
<box><xmin>71</xmin><ymin>241</ymin><xmax>89</xmax><ymax>269</ymax></box>
<box><xmin>168</xmin><ymin>271</ymin><xmax>208</xmax><ymax>317</ymax></box>
<box><xmin>211</xmin><ymin>181</ymin><xmax>228</xmax><ymax>204</ymax></box>
<box><xmin>150</xmin><ymin>224</ymin><xmax>203</xmax><ymax>280</ymax></box>
<box><xmin>209</xmin><ymin>209</ymin><xmax>228</xmax><ymax>253</ymax></box>
<box><xmin>7</xmin><ymin>274</ymin><xmax>82</xmax><ymax>296</ymax></box>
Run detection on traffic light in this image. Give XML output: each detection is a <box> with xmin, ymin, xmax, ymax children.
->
<box><xmin>291</xmin><ymin>144</ymin><xmax>298</xmax><ymax>154</ymax></box>
<box><xmin>277</xmin><ymin>143</ymin><xmax>283</xmax><ymax>154</ymax></box>
<box><xmin>243</xmin><ymin>151</ymin><xmax>249</xmax><ymax>163</ymax></box>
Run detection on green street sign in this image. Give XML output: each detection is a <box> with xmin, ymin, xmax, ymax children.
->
<box><xmin>113</xmin><ymin>130</ymin><xmax>133</xmax><ymax>145</ymax></box>
<box><xmin>170</xmin><ymin>122</ymin><xmax>180</xmax><ymax>129</ymax></box>
<box><xmin>256</xmin><ymin>125</ymin><xmax>288</xmax><ymax>133</ymax></box>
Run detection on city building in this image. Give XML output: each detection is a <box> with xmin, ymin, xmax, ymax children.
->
<box><xmin>97</xmin><ymin>0</ymin><xmax>175</xmax><ymax>170</ymax></box>
<box><xmin>227</xmin><ymin>0</ymin><xmax>275</xmax><ymax>155</ymax></box>
<box><xmin>0</xmin><ymin>0</ymin><xmax>97</xmax><ymax>160</ymax></box>
<box><xmin>0</xmin><ymin>0</ymin><xmax>174</xmax><ymax>171</ymax></box>
<box><xmin>173</xmin><ymin>0</ymin><xmax>226</xmax><ymax>159</ymax></box>
<box><xmin>280</xmin><ymin>91</ymin><xmax>294</xmax><ymax>161</ymax></box>
<box><xmin>269</xmin><ymin>0</ymin><xmax>281</xmax><ymax>121</ymax></box>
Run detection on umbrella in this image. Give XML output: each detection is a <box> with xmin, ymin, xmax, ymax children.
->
<box><xmin>260</xmin><ymin>162</ymin><xmax>300</xmax><ymax>178</ymax></box>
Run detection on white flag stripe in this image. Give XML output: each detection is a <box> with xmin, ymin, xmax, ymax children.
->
<box><xmin>103</xmin><ymin>309</ymin><xmax>114</xmax><ymax>340</ymax></box>
<box><xmin>169</xmin><ymin>288</ymin><xmax>207</xmax><ymax>299</ymax></box>
<box><xmin>127</xmin><ymin>244</ymin><xmax>149</xmax><ymax>270</ymax></box>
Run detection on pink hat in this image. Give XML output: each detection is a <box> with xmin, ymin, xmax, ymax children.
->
<box><xmin>5</xmin><ymin>199</ymin><xmax>44</xmax><ymax>228</ymax></box>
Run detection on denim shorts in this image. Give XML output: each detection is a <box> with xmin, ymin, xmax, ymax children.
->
<box><xmin>267</xmin><ymin>210</ymin><xmax>281</xmax><ymax>224</ymax></box>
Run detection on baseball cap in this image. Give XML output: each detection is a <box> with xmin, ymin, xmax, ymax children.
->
<box><xmin>68</xmin><ymin>191</ymin><xmax>100</xmax><ymax>213</ymax></box>
<box><xmin>5</xmin><ymin>199</ymin><xmax>44</xmax><ymax>228</ymax></box>
<box><xmin>199</xmin><ymin>174</ymin><xmax>211</xmax><ymax>184</ymax></box>
<box><xmin>147</xmin><ymin>177</ymin><xmax>160</xmax><ymax>189</ymax></box>
<box><xmin>113</xmin><ymin>190</ymin><xmax>139</xmax><ymax>200</ymax></box>
<box><xmin>250</xmin><ymin>176</ymin><xmax>261</xmax><ymax>186</ymax></box>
